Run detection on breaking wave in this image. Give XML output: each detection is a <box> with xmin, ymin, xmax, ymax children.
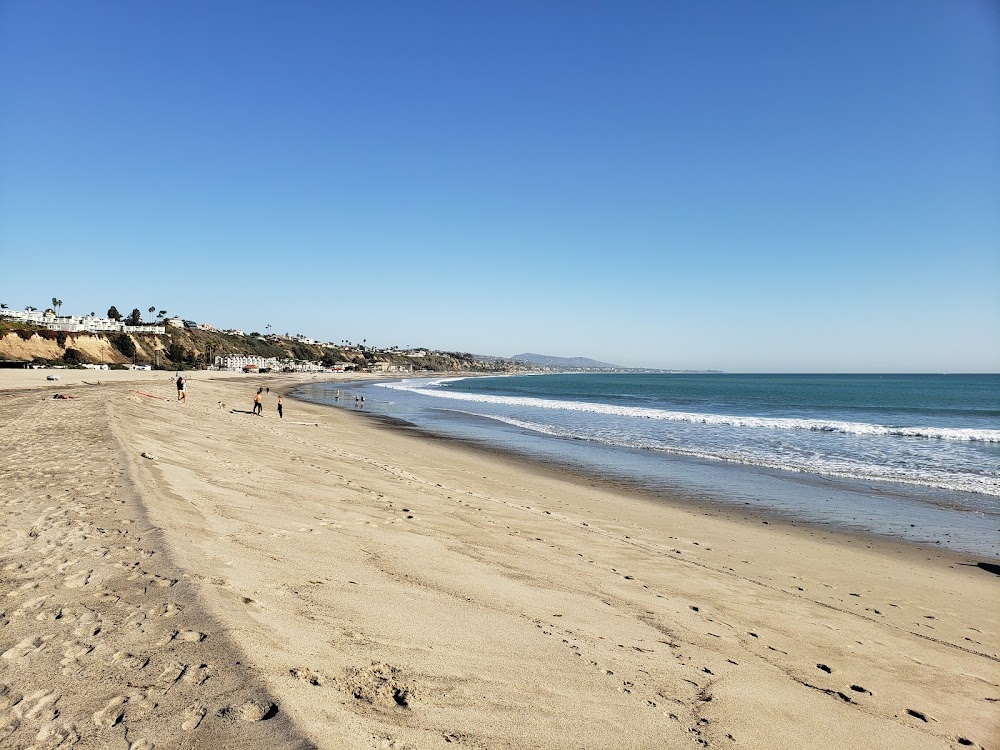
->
<box><xmin>376</xmin><ymin>380</ymin><xmax>1000</xmax><ymax>443</ymax></box>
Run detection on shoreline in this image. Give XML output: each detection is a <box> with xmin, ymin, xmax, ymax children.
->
<box><xmin>290</xmin><ymin>379</ymin><xmax>1000</xmax><ymax>564</ymax></box>
<box><xmin>1</xmin><ymin>371</ymin><xmax>997</xmax><ymax>748</ymax></box>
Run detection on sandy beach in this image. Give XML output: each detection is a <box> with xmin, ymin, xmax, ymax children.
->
<box><xmin>0</xmin><ymin>370</ymin><xmax>996</xmax><ymax>750</ymax></box>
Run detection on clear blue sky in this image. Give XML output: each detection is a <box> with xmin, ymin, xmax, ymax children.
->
<box><xmin>1</xmin><ymin>1</ymin><xmax>997</xmax><ymax>371</ymax></box>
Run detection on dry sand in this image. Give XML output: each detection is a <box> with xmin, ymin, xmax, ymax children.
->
<box><xmin>0</xmin><ymin>371</ymin><xmax>997</xmax><ymax>749</ymax></box>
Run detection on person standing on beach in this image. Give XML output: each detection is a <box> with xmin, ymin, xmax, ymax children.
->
<box><xmin>176</xmin><ymin>375</ymin><xmax>184</xmax><ymax>401</ymax></box>
<box><xmin>277</xmin><ymin>396</ymin><xmax>283</xmax><ymax>419</ymax></box>
<box><xmin>253</xmin><ymin>388</ymin><xmax>263</xmax><ymax>415</ymax></box>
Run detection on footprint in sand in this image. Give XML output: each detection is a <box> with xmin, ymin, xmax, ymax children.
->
<box><xmin>35</xmin><ymin>604</ymin><xmax>65</xmax><ymax>622</ymax></box>
<box><xmin>906</xmin><ymin>708</ymin><xmax>934</xmax><ymax>723</ymax></box>
<box><xmin>290</xmin><ymin>667</ymin><xmax>326</xmax><ymax>686</ymax></box>
<box><xmin>157</xmin><ymin>629</ymin><xmax>205</xmax><ymax>646</ymax></box>
<box><xmin>0</xmin><ymin>711</ymin><xmax>20</xmax><ymax>740</ymax></box>
<box><xmin>343</xmin><ymin>663</ymin><xmax>414</xmax><ymax>709</ymax></box>
<box><xmin>60</xmin><ymin>641</ymin><xmax>94</xmax><ymax>667</ymax></box>
<box><xmin>72</xmin><ymin>611</ymin><xmax>101</xmax><ymax>637</ymax></box>
<box><xmin>21</xmin><ymin>689</ymin><xmax>60</xmax><ymax>721</ymax></box>
<box><xmin>181</xmin><ymin>702</ymin><xmax>207</xmax><ymax>731</ymax></box>
<box><xmin>92</xmin><ymin>695</ymin><xmax>127</xmax><ymax>727</ymax></box>
<box><xmin>31</xmin><ymin>720</ymin><xmax>80</xmax><ymax>747</ymax></box>
<box><xmin>158</xmin><ymin>661</ymin><xmax>187</xmax><ymax>688</ymax></box>
<box><xmin>6</xmin><ymin>580</ymin><xmax>40</xmax><ymax>598</ymax></box>
<box><xmin>2</xmin><ymin>634</ymin><xmax>52</xmax><ymax>661</ymax></box>
<box><xmin>232</xmin><ymin>701</ymin><xmax>278</xmax><ymax>722</ymax></box>
<box><xmin>111</xmin><ymin>651</ymin><xmax>149</xmax><ymax>671</ymax></box>
<box><xmin>182</xmin><ymin>663</ymin><xmax>214</xmax><ymax>686</ymax></box>
<box><xmin>149</xmin><ymin>601</ymin><xmax>182</xmax><ymax>618</ymax></box>
<box><xmin>12</xmin><ymin>593</ymin><xmax>51</xmax><ymax>616</ymax></box>
<box><xmin>181</xmin><ymin>702</ymin><xmax>207</xmax><ymax>732</ymax></box>
<box><xmin>0</xmin><ymin>685</ymin><xmax>23</xmax><ymax>712</ymax></box>
<box><xmin>63</xmin><ymin>569</ymin><xmax>93</xmax><ymax>588</ymax></box>
<box><xmin>56</xmin><ymin>558</ymin><xmax>81</xmax><ymax>574</ymax></box>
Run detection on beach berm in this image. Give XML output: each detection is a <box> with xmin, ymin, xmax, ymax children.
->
<box><xmin>0</xmin><ymin>370</ymin><xmax>996</xmax><ymax>749</ymax></box>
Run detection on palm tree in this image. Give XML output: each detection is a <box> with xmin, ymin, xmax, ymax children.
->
<box><xmin>148</xmin><ymin>306</ymin><xmax>156</xmax><ymax>322</ymax></box>
<box><xmin>52</xmin><ymin>298</ymin><xmax>63</xmax><ymax>316</ymax></box>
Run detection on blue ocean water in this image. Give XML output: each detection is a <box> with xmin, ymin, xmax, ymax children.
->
<box><xmin>295</xmin><ymin>373</ymin><xmax>1000</xmax><ymax>558</ymax></box>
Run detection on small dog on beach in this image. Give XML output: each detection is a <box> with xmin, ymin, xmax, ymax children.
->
<box><xmin>218</xmin><ymin>401</ymin><xmax>226</xmax><ymax>410</ymax></box>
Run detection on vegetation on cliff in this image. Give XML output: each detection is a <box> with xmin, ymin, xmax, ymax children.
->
<box><xmin>0</xmin><ymin>319</ymin><xmax>514</xmax><ymax>373</ymax></box>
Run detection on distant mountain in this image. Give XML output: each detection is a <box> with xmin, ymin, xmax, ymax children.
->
<box><xmin>511</xmin><ymin>353</ymin><xmax>622</xmax><ymax>369</ymax></box>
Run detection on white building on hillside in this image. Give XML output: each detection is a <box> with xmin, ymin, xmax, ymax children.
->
<box><xmin>215</xmin><ymin>355</ymin><xmax>281</xmax><ymax>371</ymax></box>
<box><xmin>0</xmin><ymin>309</ymin><xmax>164</xmax><ymax>334</ymax></box>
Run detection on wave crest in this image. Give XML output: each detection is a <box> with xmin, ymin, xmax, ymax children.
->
<box><xmin>377</xmin><ymin>381</ymin><xmax>1000</xmax><ymax>443</ymax></box>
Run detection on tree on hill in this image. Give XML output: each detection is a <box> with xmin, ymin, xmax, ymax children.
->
<box><xmin>157</xmin><ymin>310</ymin><xmax>167</xmax><ymax>319</ymax></box>
<box><xmin>126</xmin><ymin>308</ymin><xmax>142</xmax><ymax>326</ymax></box>
<box><xmin>108</xmin><ymin>306</ymin><xmax>122</xmax><ymax>321</ymax></box>
<box><xmin>168</xmin><ymin>342</ymin><xmax>194</xmax><ymax>365</ymax></box>
<box><xmin>148</xmin><ymin>306</ymin><xmax>156</xmax><ymax>321</ymax></box>
<box><xmin>112</xmin><ymin>334</ymin><xmax>136</xmax><ymax>360</ymax></box>
<box><xmin>52</xmin><ymin>298</ymin><xmax>63</xmax><ymax>316</ymax></box>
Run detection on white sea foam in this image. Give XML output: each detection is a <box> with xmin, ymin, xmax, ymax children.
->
<box><xmin>378</xmin><ymin>381</ymin><xmax>1000</xmax><ymax>443</ymax></box>
<box><xmin>468</xmin><ymin>412</ymin><xmax>1000</xmax><ymax>497</ymax></box>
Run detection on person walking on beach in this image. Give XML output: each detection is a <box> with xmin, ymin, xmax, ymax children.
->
<box><xmin>277</xmin><ymin>396</ymin><xmax>283</xmax><ymax>419</ymax></box>
<box><xmin>253</xmin><ymin>388</ymin><xmax>263</xmax><ymax>416</ymax></box>
<box><xmin>176</xmin><ymin>375</ymin><xmax>185</xmax><ymax>401</ymax></box>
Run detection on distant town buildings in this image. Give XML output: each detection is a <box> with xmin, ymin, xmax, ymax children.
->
<box><xmin>215</xmin><ymin>355</ymin><xmax>279</xmax><ymax>371</ymax></box>
<box><xmin>213</xmin><ymin>355</ymin><xmax>328</xmax><ymax>373</ymax></box>
<box><xmin>0</xmin><ymin>309</ymin><xmax>165</xmax><ymax>334</ymax></box>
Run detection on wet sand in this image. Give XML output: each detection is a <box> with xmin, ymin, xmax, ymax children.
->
<box><xmin>0</xmin><ymin>371</ymin><xmax>997</xmax><ymax>749</ymax></box>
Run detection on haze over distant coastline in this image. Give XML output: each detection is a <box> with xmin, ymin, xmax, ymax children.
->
<box><xmin>510</xmin><ymin>353</ymin><xmax>722</xmax><ymax>373</ymax></box>
<box><xmin>512</xmin><ymin>353</ymin><xmax>623</xmax><ymax>369</ymax></box>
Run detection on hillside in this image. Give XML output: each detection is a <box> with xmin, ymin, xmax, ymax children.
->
<box><xmin>0</xmin><ymin>321</ymin><xmax>516</xmax><ymax>373</ymax></box>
